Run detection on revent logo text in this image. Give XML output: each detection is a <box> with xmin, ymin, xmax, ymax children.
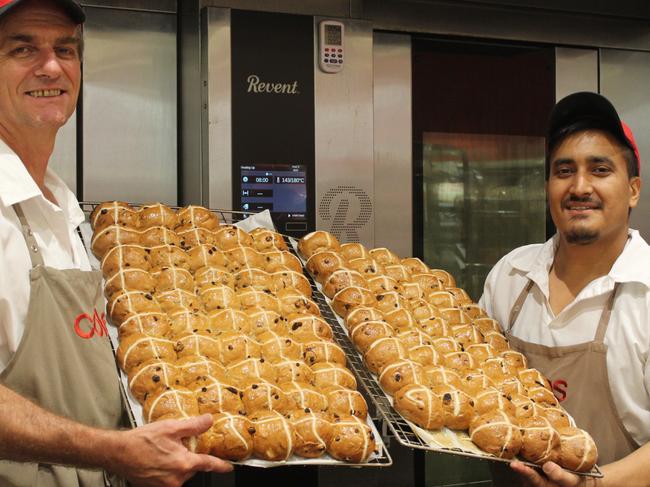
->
<box><xmin>246</xmin><ymin>75</ymin><xmax>299</xmax><ymax>94</ymax></box>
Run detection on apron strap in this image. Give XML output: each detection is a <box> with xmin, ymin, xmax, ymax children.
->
<box><xmin>594</xmin><ymin>282</ymin><xmax>620</xmax><ymax>344</ymax></box>
<box><xmin>13</xmin><ymin>203</ymin><xmax>45</xmax><ymax>268</ymax></box>
<box><xmin>507</xmin><ymin>280</ymin><xmax>534</xmax><ymax>332</ymax></box>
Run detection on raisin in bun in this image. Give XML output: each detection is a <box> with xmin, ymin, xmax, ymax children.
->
<box><xmin>346</xmin><ymin>257</ymin><xmax>385</xmax><ymax>278</ymax></box>
<box><xmin>379</xmin><ymin>359</ymin><xmax>426</xmax><ymax>395</ymax></box>
<box><xmin>186</xmin><ymin>244</ymin><xmax>227</xmax><ymax>272</ymax></box>
<box><xmin>473</xmin><ymin>387</ymin><xmax>516</xmax><ymax>419</ymax></box>
<box><xmin>167</xmin><ymin>308</ymin><xmax>211</xmax><ymax>337</ymax></box>
<box><xmin>368</xmin><ymin>247</ymin><xmax>401</xmax><ymax>266</ymax></box>
<box><xmin>224</xmin><ymin>245</ymin><xmax>263</xmax><ymax>272</ymax></box>
<box><xmin>128</xmin><ymin>359</ymin><xmax>182</xmax><ymax>403</ymax></box>
<box><xmin>139</xmin><ymin>226</ymin><xmax>182</xmax><ymax>249</ymax></box>
<box><xmin>176</xmin><ymin>205</ymin><xmax>220</xmax><ymax>231</ymax></box>
<box><xmin>540</xmin><ymin>405</ymin><xmax>573</xmax><ymax>429</ymax></box>
<box><xmin>143</xmin><ymin>387</ymin><xmax>200</xmax><ymax>423</ymax></box>
<box><xmin>194</xmin><ymin>265</ymin><xmax>234</xmax><ymax>289</ymax></box>
<box><xmin>331</xmin><ymin>286</ymin><xmax>376</xmax><ymax>319</ymax></box>
<box><xmin>151</xmin><ymin>266</ymin><xmax>194</xmax><ymax>294</ymax></box>
<box><xmin>138</xmin><ymin>203</ymin><xmax>177</xmax><ymax>230</ymax></box>
<box><xmin>190</xmin><ymin>376</ymin><xmax>244</xmax><ymax>415</ymax></box>
<box><xmin>196</xmin><ymin>412</ymin><xmax>254</xmax><ymax>461</ymax></box>
<box><xmin>366</xmin><ymin>275</ymin><xmax>401</xmax><ymax>295</ymax></box>
<box><xmin>393</xmin><ymin>383</ymin><xmax>444</xmax><ymax>430</ymax></box>
<box><xmin>276</xmin><ymin>288</ymin><xmax>320</xmax><ymax>316</ymax></box>
<box><xmin>286</xmin><ymin>409</ymin><xmax>333</xmax><ymax>458</ymax></box>
<box><xmin>423</xmin><ymin>365</ymin><xmax>463</xmax><ymax>389</ymax></box>
<box><xmin>323</xmin><ymin>269</ymin><xmax>367</xmax><ymax>299</ymax></box>
<box><xmin>92</xmin><ymin>225</ymin><xmax>140</xmax><ymax>259</ymax></box>
<box><xmin>519</xmin><ymin>415</ymin><xmax>561</xmax><ymax>465</ymax></box>
<box><xmin>260</xmin><ymin>250</ymin><xmax>303</xmax><ymax>273</ymax></box>
<box><xmin>217</xmin><ymin>332</ymin><xmax>261</xmax><ymax>365</ymax></box>
<box><xmin>465</xmin><ymin>343</ymin><xmax>497</xmax><ymax>364</ymax></box>
<box><xmin>250</xmin><ymin>410</ymin><xmax>296</xmax><ymax>461</ymax></box>
<box><xmin>323</xmin><ymin>385</ymin><xmax>368</xmax><ymax>420</ymax></box>
<box><xmin>103</xmin><ymin>268</ymin><xmax>155</xmax><ymax>300</ymax></box>
<box><xmin>302</xmin><ymin>340</ymin><xmax>347</xmax><ymax>366</ymax></box>
<box><xmin>116</xmin><ymin>333</ymin><xmax>176</xmax><ymax>373</ymax></box>
<box><xmin>383</xmin><ymin>308</ymin><xmax>417</xmax><ymax>332</ymax></box>
<box><xmin>250</xmin><ymin>228</ymin><xmax>288</xmax><ymax>252</ymax></box>
<box><xmin>118</xmin><ymin>311</ymin><xmax>171</xmax><ymax>339</ymax></box>
<box><xmin>375</xmin><ymin>291</ymin><xmax>410</xmax><ymax>314</ymax></box>
<box><xmin>327</xmin><ymin>415</ymin><xmax>375</xmax><ymax>463</ymax></box>
<box><xmin>401</xmin><ymin>257</ymin><xmax>430</xmax><ymax>275</ymax></box>
<box><xmin>91</xmin><ymin>201</ymin><xmax>138</xmax><ymax>230</ymax></box>
<box><xmin>410</xmin><ymin>273</ymin><xmax>444</xmax><ymax>293</ymax></box>
<box><xmin>174</xmin><ymin>332</ymin><xmax>221</xmax><ymax>361</ymax></box>
<box><xmin>556</xmin><ymin>426</ymin><xmax>598</xmax><ymax>472</ymax></box>
<box><xmin>344</xmin><ymin>307</ymin><xmax>385</xmax><ymax>332</ymax></box>
<box><xmin>148</xmin><ymin>245</ymin><xmax>190</xmax><ymax>271</ymax></box>
<box><xmin>257</xmin><ymin>331</ymin><xmax>302</xmax><ymax>363</ymax></box>
<box><xmin>431</xmin><ymin>385</ymin><xmax>476</xmax><ymax>430</ymax></box>
<box><xmin>240</xmin><ymin>379</ymin><xmax>291</xmax><ymax>414</ymax></box>
<box><xmin>364</xmin><ymin>337</ymin><xmax>407</xmax><ymax>374</ymax></box>
<box><xmin>469</xmin><ymin>410</ymin><xmax>522</xmax><ymax>459</ymax></box>
<box><xmin>228</xmin><ymin>357</ymin><xmax>277</xmax><ymax>384</ymax></box>
<box><xmin>280</xmin><ymin>382</ymin><xmax>328</xmax><ymax>412</ymax></box>
<box><xmin>298</xmin><ymin>230</ymin><xmax>341</xmax><ymax>258</ymax></box>
<box><xmin>383</xmin><ymin>264</ymin><xmax>412</xmax><ymax>283</ymax></box>
<box><xmin>101</xmin><ymin>244</ymin><xmax>151</xmax><ymax>277</ymax></box>
<box><xmin>408</xmin><ymin>344</ymin><xmax>440</xmax><ymax>367</ymax></box>
<box><xmin>274</xmin><ymin>359</ymin><xmax>315</xmax><ymax>384</ymax></box>
<box><xmin>306</xmin><ymin>251</ymin><xmax>346</xmax><ymax>283</ymax></box>
<box><xmin>214</xmin><ymin>225</ymin><xmax>253</xmax><ymax>250</ymax></box>
<box><xmin>286</xmin><ymin>314</ymin><xmax>333</xmax><ymax>341</ymax></box>
<box><xmin>271</xmin><ymin>270</ymin><xmax>312</xmax><ymax>297</ymax></box>
<box><xmin>350</xmin><ymin>321</ymin><xmax>394</xmax><ymax>353</ymax></box>
<box><xmin>460</xmin><ymin>371</ymin><xmax>495</xmax><ymax>397</ymax></box>
<box><xmin>175</xmin><ymin>355</ymin><xmax>225</xmax><ymax>385</ymax></box>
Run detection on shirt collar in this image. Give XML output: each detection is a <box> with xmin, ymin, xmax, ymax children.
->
<box><xmin>0</xmin><ymin>137</ymin><xmax>84</xmax><ymax>228</ymax></box>
<box><xmin>508</xmin><ymin>230</ymin><xmax>650</xmax><ymax>293</ymax></box>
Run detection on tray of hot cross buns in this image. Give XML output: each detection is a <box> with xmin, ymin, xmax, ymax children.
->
<box><xmin>293</xmin><ymin>230</ymin><xmax>602</xmax><ymax>478</ymax></box>
<box><xmin>81</xmin><ymin>202</ymin><xmax>392</xmax><ymax>468</ymax></box>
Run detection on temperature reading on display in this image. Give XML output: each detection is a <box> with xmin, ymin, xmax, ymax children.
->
<box><xmin>240</xmin><ymin>164</ymin><xmax>307</xmax><ymax>224</ymax></box>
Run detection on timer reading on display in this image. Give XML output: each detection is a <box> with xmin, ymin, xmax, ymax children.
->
<box><xmin>240</xmin><ymin>164</ymin><xmax>307</xmax><ymax>217</ymax></box>
<box><xmin>326</xmin><ymin>24</ymin><xmax>342</xmax><ymax>46</ymax></box>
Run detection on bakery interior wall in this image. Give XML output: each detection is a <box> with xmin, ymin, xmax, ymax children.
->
<box><xmin>45</xmin><ymin>1</ymin><xmax>650</xmax><ymax>486</ymax></box>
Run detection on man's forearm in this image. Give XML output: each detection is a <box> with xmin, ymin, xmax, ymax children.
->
<box><xmin>0</xmin><ymin>384</ymin><xmax>119</xmax><ymax>468</ymax></box>
<box><xmin>599</xmin><ymin>442</ymin><xmax>650</xmax><ymax>487</ymax></box>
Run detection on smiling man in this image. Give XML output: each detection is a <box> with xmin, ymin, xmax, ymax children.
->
<box><xmin>480</xmin><ymin>92</ymin><xmax>650</xmax><ymax>486</ymax></box>
<box><xmin>0</xmin><ymin>1</ymin><xmax>232</xmax><ymax>486</ymax></box>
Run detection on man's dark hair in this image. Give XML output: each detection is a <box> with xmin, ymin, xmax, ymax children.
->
<box><xmin>546</xmin><ymin>120</ymin><xmax>640</xmax><ymax>181</ymax></box>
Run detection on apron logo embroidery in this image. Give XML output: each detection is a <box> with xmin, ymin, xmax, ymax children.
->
<box><xmin>74</xmin><ymin>309</ymin><xmax>108</xmax><ymax>339</ymax></box>
<box><xmin>552</xmin><ymin>379</ymin><xmax>568</xmax><ymax>402</ymax></box>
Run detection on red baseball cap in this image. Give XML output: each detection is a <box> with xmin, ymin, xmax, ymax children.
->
<box><xmin>0</xmin><ymin>0</ymin><xmax>85</xmax><ymax>23</ymax></box>
<box><xmin>548</xmin><ymin>92</ymin><xmax>641</xmax><ymax>176</ymax></box>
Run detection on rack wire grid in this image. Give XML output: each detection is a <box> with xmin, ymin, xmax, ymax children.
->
<box><xmin>282</xmin><ymin>236</ymin><xmax>603</xmax><ymax>478</ymax></box>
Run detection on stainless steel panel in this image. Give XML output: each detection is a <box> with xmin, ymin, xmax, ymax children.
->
<box><xmin>81</xmin><ymin>0</ymin><xmax>176</xmax><ymax>13</ymax></box>
<box><xmin>373</xmin><ymin>32</ymin><xmax>412</xmax><ymax>257</ymax></box>
<box><xmin>601</xmin><ymin>49</ymin><xmax>650</xmax><ymax>241</ymax></box>
<box><xmin>361</xmin><ymin>0</ymin><xmax>650</xmax><ymax>52</ymax></box>
<box><xmin>50</xmin><ymin>114</ymin><xmax>77</xmax><ymax>194</ymax></box>
<box><xmin>555</xmin><ymin>48</ymin><xmax>598</xmax><ymax>100</ymax></box>
<box><xmin>201</xmin><ymin>0</ymin><xmax>352</xmax><ymax>17</ymax></box>
<box><xmin>82</xmin><ymin>7</ymin><xmax>177</xmax><ymax>205</ymax></box>
<box><xmin>314</xmin><ymin>18</ymin><xmax>374</xmax><ymax>246</ymax></box>
<box><xmin>204</xmin><ymin>8</ymin><xmax>232</xmax><ymax>210</ymax></box>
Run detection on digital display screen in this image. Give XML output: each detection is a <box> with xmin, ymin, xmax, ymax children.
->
<box><xmin>240</xmin><ymin>164</ymin><xmax>307</xmax><ymax>218</ymax></box>
<box><xmin>325</xmin><ymin>24</ymin><xmax>342</xmax><ymax>46</ymax></box>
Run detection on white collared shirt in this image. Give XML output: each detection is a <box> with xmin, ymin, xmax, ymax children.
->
<box><xmin>479</xmin><ymin>231</ymin><xmax>650</xmax><ymax>446</ymax></box>
<box><xmin>0</xmin><ymin>138</ymin><xmax>90</xmax><ymax>371</ymax></box>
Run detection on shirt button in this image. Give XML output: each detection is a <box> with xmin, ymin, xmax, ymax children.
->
<box><xmin>32</xmin><ymin>245</ymin><xmax>39</xmax><ymax>253</ymax></box>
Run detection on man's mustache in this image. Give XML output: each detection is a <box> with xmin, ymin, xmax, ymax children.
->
<box><xmin>561</xmin><ymin>195</ymin><xmax>603</xmax><ymax>209</ymax></box>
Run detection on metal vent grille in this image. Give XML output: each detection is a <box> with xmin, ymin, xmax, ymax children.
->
<box><xmin>318</xmin><ymin>185</ymin><xmax>372</xmax><ymax>242</ymax></box>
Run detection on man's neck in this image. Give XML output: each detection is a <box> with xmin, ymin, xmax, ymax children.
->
<box><xmin>0</xmin><ymin>125</ymin><xmax>57</xmax><ymax>201</ymax></box>
<box><xmin>548</xmin><ymin>230</ymin><xmax>628</xmax><ymax>314</ymax></box>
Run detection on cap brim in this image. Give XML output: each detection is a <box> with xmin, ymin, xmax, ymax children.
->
<box><xmin>0</xmin><ymin>0</ymin><xmax>85</xmax><ymax>23</ymax></box>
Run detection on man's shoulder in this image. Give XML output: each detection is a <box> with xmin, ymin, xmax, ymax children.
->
<box><xmin>495</xmin><ymin>242</ymin><xmax>547</xmax><ymax>274</ymax></box>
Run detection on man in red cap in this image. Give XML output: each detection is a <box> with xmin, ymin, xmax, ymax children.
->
<box><xmin>480</xmin><ymin>91</ymin><xmax>649</xmax><ymax>486</ymax></box>
<box><xmin>0</xmin><ymin>1</ymin><xmax>232</xmax><ymax>485</ymax></box>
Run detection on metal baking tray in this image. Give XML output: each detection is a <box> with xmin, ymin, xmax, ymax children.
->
<box><xmin>79</xmin><ymin>202</ymin><xmax>392</xmax><ymax>468</ymax></box>
<box><xmin>286</xmin><ymin>237</ymin><xmax>603</xmax><ymax>478</ymax></box>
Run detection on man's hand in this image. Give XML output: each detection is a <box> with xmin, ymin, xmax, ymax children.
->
<box><xmin>111</xmin><ymin>414</ymin><xmax>233</xmax><ymax>487</ymax></box>
<box><xmin>511</xmin><ymin>461</ymin><xmax>588</xmax><ymax>487</ymax></box>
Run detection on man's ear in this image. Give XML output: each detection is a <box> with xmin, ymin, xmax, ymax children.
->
<box><xmin>629</xmin><ymin>176</ymin><xmax>641</xmax><ymax>209</ymax></box>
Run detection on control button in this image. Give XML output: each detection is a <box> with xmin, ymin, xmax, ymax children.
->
<box><xmin>338</xmin><ymin>54</ymin><xmax>342</xmax><ymax>58</ymax></box>
<box><xmin>325</xmin><ymin>47</ymin><xmax>330</xmax><ymax>52</ymax></box>
<box><xmin>338</xmin><ymin>48</ymin><xmax>342</xmax><ymax>52</ymax></box>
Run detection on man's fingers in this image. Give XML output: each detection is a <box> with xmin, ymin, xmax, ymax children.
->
<box><xmin>169</xmin><ymin>414</ymin><xmax>214</xmax><ymax>438</ymax></box>
<box><xmin>191</xmin><ymin>453</ymin><xmax>234</xmax><ymax>473</ymax></box>
<box><xmin>511</xmin><ymin>461</ymin><xmax>548</xmax><ymax>487</ymax></box>
<box><xmin>541</xmin><ymin>462</ymin><xmax>579</xmax><ymax>485</ymax></box>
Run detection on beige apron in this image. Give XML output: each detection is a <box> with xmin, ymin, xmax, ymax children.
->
<box><xmin>0</xmin><ymin>204</ymin><xmax>129</xmax><ymax>487</ymax></box>
<box><xmin>506</xmin><ymin>280</ymin><xmax>639</xmax><ymax>465</ymax></box>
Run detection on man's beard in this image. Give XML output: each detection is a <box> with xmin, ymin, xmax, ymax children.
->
<box><xmin>565</xmin><ymin>227</ymin><xmax>599</xmax><ymax>244</ymax></box>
